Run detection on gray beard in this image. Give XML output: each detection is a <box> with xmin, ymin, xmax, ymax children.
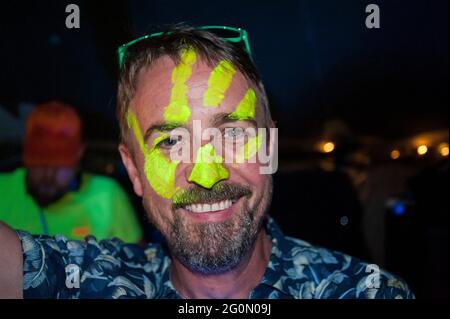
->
<box><xmin>143</xmin><ymin>178</ymin><xmax>273</xmax><ymax>275</ymax></box>
<box><xmin>168</xmin><ymin>201</ymin><xmax>261</xmax><ymax>275</ymax></box>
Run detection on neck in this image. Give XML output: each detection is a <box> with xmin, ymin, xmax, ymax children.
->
<box><xmin>169</xmin><ymin>229</ymin><xmax>272</xmax><ymax>299</ymax></box>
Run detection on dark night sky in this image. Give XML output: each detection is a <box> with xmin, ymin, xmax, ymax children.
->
<box><xmin>0</xmin><ymin>0</ymin><xmax>448</xmax><ymax>141</ymax></box>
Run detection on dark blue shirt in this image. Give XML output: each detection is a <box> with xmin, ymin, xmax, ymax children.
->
<box><xmin>18</xmin><ymin>218</ymin><xmax>414</xmax><ymax>299</ymax></box>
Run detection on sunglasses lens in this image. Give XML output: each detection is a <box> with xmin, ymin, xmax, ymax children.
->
<box><xmin>202</xmin><ymin>27</ymin><xmax>241</xmax><ymax>40</ymax></box>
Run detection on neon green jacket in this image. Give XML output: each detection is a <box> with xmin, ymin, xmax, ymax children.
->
<box><xmin>0</xmin><ymin>168</ymin><xmax>142</xmax><ymax>242</ymax></box>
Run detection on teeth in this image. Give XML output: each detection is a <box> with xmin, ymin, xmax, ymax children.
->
<box><xmin>184</xmin><ymin>200</ymin><xmax>233</xmax><ymax>213</ymax></box>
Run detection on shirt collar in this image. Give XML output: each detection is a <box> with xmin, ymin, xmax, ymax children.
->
<box><xmin>250</xmin><ymin>217</ymin><xmax>295</xmax><ymax>298</ymax></box>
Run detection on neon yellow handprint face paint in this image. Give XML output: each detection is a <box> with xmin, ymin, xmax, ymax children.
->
<box><xmin>241</xmin><ymin>133</ymin><xmax>263</xmax><ymax>161</ymax></box>
<box><xmin>128</xmin><ymin>48</ymin><xmax>195</xmax><ymax>199</ymax></box>
<box><xmin>228</xmin><ymin>88</ymin><xmax>256</xmax><ymax>120</ymax></box>
<box><xmin>163</xmin><ymin>48</ymin><xmax>196</xmax><ymax>124</ymax></box>
<box><xmin>126</xmin><ymin>51</ymin><xmax>267</xmax><ymax>202</ymax></box>
<box><xmin>127</xmin><ymin>110</ymin><xmax>179</xmax><ymax>199</ymax></box>
<box><xmin>188</xmin><ymin>143</ymin><xmax>229</xmax><ymax>189</ymax></box>
<box><xmin>203</xmin><ymin>60</ymin><xmax>236</xmax><ymax>107</ymax></box>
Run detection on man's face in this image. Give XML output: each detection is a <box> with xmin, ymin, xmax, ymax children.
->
<box><xmin>26</xmin><ymin>166</ymin><xmax>77</xmax><ymax>207</ymax></box>
<box><xmin>120</xmin><ymin>50</ymin><xmax>274</xmax><ymax>274</ymax></box>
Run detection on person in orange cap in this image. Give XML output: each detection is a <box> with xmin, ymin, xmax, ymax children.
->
<box><xmin>0</xmin><ymin>101</ymin><xmax>143</xmax><ymax>243</ymax></box>
<box><xmin>23</xmin><ymin>101</ymin><xmax>84</xmax><ymax>207</ymax></box>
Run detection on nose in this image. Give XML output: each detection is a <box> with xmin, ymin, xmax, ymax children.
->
<box><xmin>188</xmin><ymin>143</ymin><xmax>229</xmax><ymax>189</ymax></box>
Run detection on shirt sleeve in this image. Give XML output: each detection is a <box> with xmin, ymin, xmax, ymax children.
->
<box><xmin>17</xmin><ymin>230</ymin><xmax>126</xmax><ymax>298</ymax></box>
<box><xmin>18</xmin><ymin>230</ymin><xmax>78</xmax><ymax>298</ymax></box>
<box><xmin>352</xmin><ymin>261</ymin><xmax>416</xmax><ymax>299</ymax></box>
<box><xmin>313</xmin><ymin>257</ymin><xmax>416</xmax><ymax>299</ymax></box>
<box><xmin>17</xmin><ymin>229</ymin><xmax>168</xmax><ymax>299</ymax></box>
<box><xmin>371</xmin><ymin>270</ymin><xmax>416</xmax><ymax>299</ymax></box>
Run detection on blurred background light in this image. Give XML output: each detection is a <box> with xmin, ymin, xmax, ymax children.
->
<box><xmin>322</xmin><ymin>141</ymin><xmax>335</xmax><ymax>153</ymax></box>
<box><xmin>340</xmin><ymin>215</ymin><xmax>349</xmax><ymax>226</ymax></box>
<box><xmin>390</xmin><ymin>149</ymin><xmax>400</xmax><ymax>160</ymax></box>
<box><xmin>417</xmin><ymin>144</ymin><xmax>428</xmax><ymax>156</ymax></box>
<box><xmin>439</xmin><ymin>143</ymin><xmax>449</xmax><ymax>157</ymax></box>
<box><xmin>392</xmin><ymin>201</ymin><xmax>406</xmax><ymax>216</ymax></box>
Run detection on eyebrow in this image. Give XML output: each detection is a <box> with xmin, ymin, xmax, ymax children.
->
<box><xmin>143</xmin><ymin>113</ymin><xmax>258</xmax><ymax>142</ymax></box>
<box><xmin>211</xmin><ymin>112</ymin><xmax>257</xmax><ymax>128</ymax></box>
<box><xmin>143</xmin><ymin>122</ymin><xmax>184</xmax><ymax>143</ymax></box>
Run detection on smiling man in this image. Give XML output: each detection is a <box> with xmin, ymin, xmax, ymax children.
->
<box><xmin>0</xmin><ymin>25</ymin><xmax>413</xmax><ymax>299</ymax></box>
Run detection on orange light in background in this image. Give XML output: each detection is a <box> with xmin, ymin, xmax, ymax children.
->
<box><xmin>439</xmin><ymin>143</ymin><xmax>449</xmax><ymax>157</ymax></box>
<box><xmin>390</xmin><ymin>149</ymin><xmax>400</xmax><ymax>160</ymax></box>
<box><xmin>322</xmin><ymin>141</ymin><xmax>335</xmax><ymax>153</ymax></box>
<box><xmin>417</xmin><ymin>144</ymin><xmax>428</xmax><ymax>156</ymax></box>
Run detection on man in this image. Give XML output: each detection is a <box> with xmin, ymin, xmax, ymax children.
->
<box><xmin>0</xmin><ymin>25</ymin><xmax>413</xmax><ymax>299</ymax></box>
<box><xmin>0</xmin><ymin>101</ymin><xmax>143</xmax><ymax>243</ymax></box>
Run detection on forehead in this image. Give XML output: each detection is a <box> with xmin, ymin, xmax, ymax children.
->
<box><xmin>130</xmin><ymin>54</ymin><xmax>261</xmax><ymax>127</ymax></box>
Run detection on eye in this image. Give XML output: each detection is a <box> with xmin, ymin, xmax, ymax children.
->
<box><xmin>157</xmin><ymin>136</ymin><xmax>180</xmax><ymax>149</ymax></box>
<box><xmin>224</xmin><ymin>127</ymin><xmax>245</xmax><ymax>139</ymax></box>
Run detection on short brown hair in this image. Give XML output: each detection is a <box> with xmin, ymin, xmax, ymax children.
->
<box><xmin>117</xmin><ymin>24</ymin><xmax>271</xmax><ymax>145</ymax></box>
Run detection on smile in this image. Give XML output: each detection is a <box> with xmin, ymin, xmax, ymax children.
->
<box><xmin>183</xmin><ymin>199</ymin><xmax>235</xmax><ymax>213</ymax></box>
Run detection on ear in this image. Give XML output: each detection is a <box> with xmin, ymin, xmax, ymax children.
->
<box><xmin>118</xmin><ymin>143</ymin><xmax>143</xmax><ymax>197</ymax></box>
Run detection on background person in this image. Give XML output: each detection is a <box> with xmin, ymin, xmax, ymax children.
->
<box><xmin>0</xmin><ymin>101</ymin><xmax>143</xmax><ymax>242</ymax></box>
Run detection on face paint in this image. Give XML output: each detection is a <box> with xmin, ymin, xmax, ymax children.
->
<box><xmin>228</xmin><ymin>88</ymin><xmax>256</xmax><ymax>120</ymax></box>
<box><xmin>163</xmin><ymin>48</ymin><xmax>197</xmax><ymax>124</ymax></box>
<box><xmin>227</xmin><ymin>88</ymin><xmax>262</xmax><ymax>162</ymax></box>
<box><xmin>188</xmin><ymin>143</ymin><xmax>229</xmax><ymax>189</ymax></box>
<box><xmin>129</xmin><ymin>57</ymin><xmax>264</xmax><ymax>198</ymax></box>
<box><xmin>242</xmin><ymin>133</ymin><xmax>262</xmax><ymax>161</ymax></box>
<box><xmin>203</xmin><ymin>60</ymin><xmax>236</xmax><ymax>107</ymax></box>
<box><xmin>127</xmin><ymin>110</ymin><xmax>179</xmax><ymax>199</ymax></box>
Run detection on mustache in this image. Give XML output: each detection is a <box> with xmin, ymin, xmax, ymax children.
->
<box><xmin>172</xmin><ymin>183</ymin><xmax>252</xmax><ymax>209</ymax></box>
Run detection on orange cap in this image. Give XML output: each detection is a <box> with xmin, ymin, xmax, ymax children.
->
<box><xmin>23</xmin><ymin>101</ymin><xmax>82</xmax><ymax>167</ymax></box>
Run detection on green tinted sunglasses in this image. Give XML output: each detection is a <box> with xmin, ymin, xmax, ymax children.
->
<box><xmin>117</xmin><ymin>25</ymin><xmax>253</xmax><ymax>68</ymax></box>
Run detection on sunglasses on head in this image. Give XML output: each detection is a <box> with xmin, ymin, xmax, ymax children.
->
<box><xmin>117</xmin><ymin>25</ymin><xmax>253</xmax><ymax>68</ymax></box>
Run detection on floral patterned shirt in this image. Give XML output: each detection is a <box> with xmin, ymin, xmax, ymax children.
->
<box><xmin>17</xmin><ymin>218</ymin><xmax>414</xmax><ymax>299</ymax></box>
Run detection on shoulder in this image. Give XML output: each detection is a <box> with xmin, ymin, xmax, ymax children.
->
<box><xmin>82</xmin><ymin>173</ymin><xmax>120</xmax><ymax>188</ymax></box>
<box><xmin>278</xmin><ymin>236</ymin><xmax>414</xmax><ymax>299</ymax></box>
<box><xmin>0</xmin><ymin>168</ymin><xmax>25</xmax><ymax>182</ymax></box>
<box><xmin>18</xmin><ymin>230</ymin><xmax>167</xmax><ymax>298</ymax></box>
<box><xmin>0</xmin><ymin>169</ymin><xmax>27</xmax><ymax>202</ymax></box>
<box><xmin>80</xmin><ymin>174</ymin><xmax>128</xmax><ymax>196</ymax></box>
<box><xmin>18</xmin><ymin>229</ymin><xmax>164</xmax><ymax>267</ymax></box>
